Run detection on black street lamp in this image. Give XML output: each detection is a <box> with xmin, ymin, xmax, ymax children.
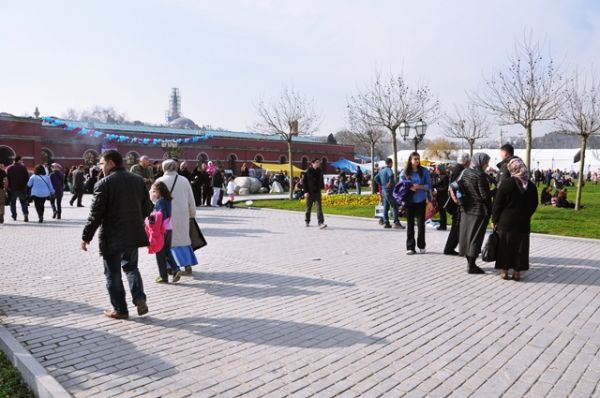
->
<box><xmin>400</xmin><ymin>119</ymin><xmax>428</xmax><ymax>153</ymax></box>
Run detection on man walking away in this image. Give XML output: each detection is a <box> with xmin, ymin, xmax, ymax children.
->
<box><xmin>0</xmin><ymin>163</ymin><xmax>7</xmax><ymax>223</ymax></box>
<box><xmin>303</xmin><ymin>159</ymin><xmax>327</xmax><ymax>229</ymax></box>
<box><xmin>375</xmin><ymin>158</ymin><xmax>404</xmax><ymax>229</ymax></box>
<box><xmin>70</xmin><ymin>165</ymin><xmax>86</xmax><ymax>207</ymax></box>
<box><xmin>355</xmin><ymin>167</ymin><xmax>363</xmax><ymax>195</ymax></box>
<box><xmin>6</xmin><ymin>156</ymin><xmax>30</xmax><ymax>222</ymax></box>
<box><xmin>81</xmin><ymin>150</ymin><xmax>154</xmax><ymax>320</ymax></box>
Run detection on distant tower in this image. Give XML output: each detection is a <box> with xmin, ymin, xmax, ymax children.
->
<box><xmin>34</xmin><ymin>107</ymin><xmax>40</xmax><ymax>118</ymax></box>
<box><xmin>166</xmin><ymin>88</ymin><xmax>182</xmax><ymax>122</ymax></box>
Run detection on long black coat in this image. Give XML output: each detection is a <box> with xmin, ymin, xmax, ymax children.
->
<box><xmin>82</xmin><ymin>167</ymin><xmax>153</xmax><ymax>256</ymax></box>
<box><xmin>492</xmin><ymin>178</ymin><xmax>538</xmax><ymax>233</ymax></box>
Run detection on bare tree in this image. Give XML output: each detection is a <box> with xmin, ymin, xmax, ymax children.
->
<box><xmin>444</xmin><ymin>104</ymin><xmax>491</xmax><ymax>157</ymax></box>
<box><xmin>62</xmin><ymin>106</ymin><xmax>129</xmax><ymax>124</ymax></box>
<box><xmin>555</xmin><ymin>72</ymin><xmax>600</xmax><ymax>210</ymax></box>
<box><xmin>347</xmin><ymin>71</ymin><xmax>439</xmax><ymax>176</ymax></box>
<box><xmin>254</xmin><ymin>86</ymin><xmax>321</xmax><ymax>199</ymax></box>
<box><xmin>346</xmin><ymin>104</ymin><xmax>386</xmax><ymax>193</ymax></box>
<box><xmin>425</xmin><ymin>138</ymin><xmax>460</xmax><ymax>161</ymax></box>
<box><xmin>473</xmin><ymin>34</ymin><xmax>567</xmax><ymax>170</ymax></box>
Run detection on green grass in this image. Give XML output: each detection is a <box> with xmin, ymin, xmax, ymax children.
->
<box><xmin>0</xmin><ymin>352</ymin><xmax>35</xmax><ymax>398</ymax></box>
<box><xmin>248</xmin><ymin>184</ymin><xmax>600</xmax><ymax>240</ymax></box>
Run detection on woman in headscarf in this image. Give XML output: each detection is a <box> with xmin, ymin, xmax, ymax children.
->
<box><xmin>492</xmin><ymin>158</ymin><xmax>538</xmax><ymax>281</ymax></box>
<box><xmin>458</xmin><ymin>152</ymin><xmax>493</xmax><ymax>274</ymax></box>
<box><xmin>155</xmin><ymin>159</ymin><xmax>198</xmax><ymax>276</ymax></box>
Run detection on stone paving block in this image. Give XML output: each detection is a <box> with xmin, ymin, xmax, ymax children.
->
<box><xmin>1</xmin><ymin>199</ymin><xmax>600</xmax><ymax>397</ymax></box>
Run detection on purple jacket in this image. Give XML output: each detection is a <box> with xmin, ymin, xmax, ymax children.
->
<box><xmin>50</xmin><ymin>171</ymin><xmax>65</xmax><ymax>194</ymax></box>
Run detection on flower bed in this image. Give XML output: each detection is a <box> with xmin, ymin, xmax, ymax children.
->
<box><xmin>302</xmin><ymin>194</ymin><xmax>379</xmax><ymax>207</ymax></box>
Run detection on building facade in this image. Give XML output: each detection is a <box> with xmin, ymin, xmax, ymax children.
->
<box><xmin>0</xmin><ymin>114</ymin><xmax>354</xmax><ymax>174</ymax></box>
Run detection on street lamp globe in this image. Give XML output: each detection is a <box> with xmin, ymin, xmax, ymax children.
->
<box><xmin>399</xmin><ymin>120</ymin><xmax>410</xmax><ymax>139</ymax></box>
<box><xmin>415</xmin><ymin>119</ymin><xmax>427</xmax><ymax>140</ymax></box>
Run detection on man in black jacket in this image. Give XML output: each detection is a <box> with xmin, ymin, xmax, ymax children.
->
<box><xmin>81</xmin><ymin>150</ymin><xmax>153</xmax><ymax>319</ymax></box>
<box><xmin>496</xmin><ymin>143</ymin><xmax>518</xmax><ymax>189</ymax></box>
<box><xmin>70</xmin><ymin>165</ymin><xmax>86</xmax><ymax>207</ymax></box>
<box><xmin>302</xmin><ymin>159</ymin><xmax>327</xmax><ymax>229</ymax></box>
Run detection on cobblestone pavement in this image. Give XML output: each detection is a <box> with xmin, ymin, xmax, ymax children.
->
<box><xmin>1</xmin><ymin>194</ymin><xmax>600</xmax><ymax>397</ymax></box>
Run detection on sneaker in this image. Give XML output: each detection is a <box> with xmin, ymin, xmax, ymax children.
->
<box><xmin>155</xmin><ymin>276</ymin><xmax>166</xmax><ymax>283</ymax></box>
<box><xmin>394</xmin><ymin>223</ymin><xmax>405</xmax><ymax>229</ymax></box>
<box><xmin>384</xmin><ymin>223</ymin><xmax>392</xmax><ymax>229</ymax></box>
<box><xmin>136</xmin><ymin>300</ymin><xmax>149</xmax><ymax>316</ymax></box>
<box><xmin>419</xmin><ymin>248</ymin><xmax>426</xmax><ymax>254</ymax></box>
<box><xmin>103</xmin><ymin>310</ymin><xmax>128</xmax><ymax>320</ymax></box>
<box><xmin>172</xmin><ymin>270</ymin><xmax>182</xmax><ymax>283</ymax></box>
<box><xmin>406</xmin><ymin>250</ymin><xmax>416</xmax><ymax>255</ymax></box>
<box><xmin>319</xmin><ymin>223</ymin><xmax>327</xmax><ymax>229</ymax></box>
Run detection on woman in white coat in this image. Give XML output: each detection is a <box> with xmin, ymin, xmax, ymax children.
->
<box><xmin>156</xmin><ymin>159</ymin><xmax>198</xmax><ymax>274</ymax></box>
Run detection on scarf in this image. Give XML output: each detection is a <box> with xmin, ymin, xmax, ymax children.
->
<box><xmin>470</xmin><ymin>152</ymin><xmax>490</xmax><ymax>171</ymax></box>
<box><xmin>508</xmin><ymin>158</ymin><xmax>529</xmax><ymax>191</ymax></box>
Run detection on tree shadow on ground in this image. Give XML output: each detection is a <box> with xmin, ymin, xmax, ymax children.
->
<box><xmin>496</xmin><ymin>256</ymin><xmax>600</xmax><ymax>286</ymax></box>
<box><xmin>180</xmin><ymin>271</ymin><xmax>354</xmax><ymax>298</ymax></box>
<box><xmin>149</xmin><ymin>316</ymin><xmax>387</xmax><ymax>349</ymax></box>
<box><xmin>6</xmin><ymin>322</ymin><xmax>178</xmax><ymax>392</ymax></box>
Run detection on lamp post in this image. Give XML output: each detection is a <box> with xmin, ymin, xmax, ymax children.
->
<box><xmin>399</xmin><ymin>119</ymin><xmax>428</xmax><ymax>153</ymax></box>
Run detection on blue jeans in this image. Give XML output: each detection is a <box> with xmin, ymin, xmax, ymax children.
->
<box><xmin>103</xmin><ymin>248</ymin><xmax>146</xmax><ymax>314</ymax></box>
<box><xmin>355</xmin><ymin>182</ymin><xmax>362</xmax><ymax>195</ymax></box>
<box><xmin>382</xmin><ymin>189</ymin><xmax>399</xmax><ymax>224</ymax></box>
<box><xmin>9</xmin><ymin>190</ymin><xmax>29</xmax><ymax>219</ymax></box>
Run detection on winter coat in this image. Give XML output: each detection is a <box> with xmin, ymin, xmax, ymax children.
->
<box><xmin>82</xmin><ymin>167</ymin><xmax>153</xmax><ymax>256</ymax></box>
<box><xmin>302</xmin><ymin>167</ymin><xmax>324</xmax><ymax>193</ymax></box>
<box><xmin>492</xmin><ymin>177</ymin><xmax>538</xmax><ymax>233</ymax></box>
<box><xmin>460</xmin><ymin>168</ymin><xmax>492</xmax><ymax>216</ymax></box>
<box><xmin>155</xmin><ymin>171</ymin><xmax>196</xmax><ymax>248</ymax></box>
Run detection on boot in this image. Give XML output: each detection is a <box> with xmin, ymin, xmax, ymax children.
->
<box><xmin>467</xmin><ymin>256</ymin><xmax>485</xmax><ymax>274</ymax></box>
<box><xmin>57</xmin><ymin>212</ymin><xmax>61</xmax><ymax>220</ymax></box>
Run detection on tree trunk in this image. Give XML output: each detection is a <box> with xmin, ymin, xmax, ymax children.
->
<box><xmin>288</xmin><ymin>140</ymin><xmax>293</xmax><ymax>200</ymax></box>
<box><xmin>391</xmin><ymin>128</ymin><xmax>398</xmax><ymax>176</ymax></box>
<box><xmin>525</xmin><ymin>124</ymin><xmax>533</xmax><ymax>171</ymax></box>
<box><xmin>469</xmin><ymin>142</ymin><xmax>474</xmax><ymax>158</ymax></box>
<box><xmin>575</xmin><ymin>135</ymin><xmax>587</xmax><ymax>211</ymax></box>
<box><xmin>370</xmin><ymin>141</ymin><xmax>376</xmax><ymax>194</ymax></box>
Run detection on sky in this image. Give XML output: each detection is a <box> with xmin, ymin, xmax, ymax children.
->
<box><xmin>1</xmin><ymin>0</ymin><xmax>600</xmax><ymax>139</ymax></box>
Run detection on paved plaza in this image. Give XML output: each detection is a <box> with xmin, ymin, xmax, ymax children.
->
<box><xmin>1</xmin><ymin>194</ymin><xmax>600</xmax><ymax>397</ymax></box>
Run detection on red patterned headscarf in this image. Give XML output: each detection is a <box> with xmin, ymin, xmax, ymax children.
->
<box><xmin>507</xmin><ymin>158</ymin><xmax>529</xmax><ymax>191</ymax></box>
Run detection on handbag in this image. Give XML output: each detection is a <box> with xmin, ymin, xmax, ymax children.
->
<box><xmin>481</xmin><ymin>227</ymin><xmax>499</xmax><ymax>262</ymax></box>
<box><xmin>189</xmin><ymin>217</ymin><xmax>207</xmax><ymax>251</ymax></box>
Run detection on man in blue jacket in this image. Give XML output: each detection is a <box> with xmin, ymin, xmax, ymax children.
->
<box><xmin>376</xmin><ymin>158</ymin><xmax>404</xmax><ymax>229</ymax></box>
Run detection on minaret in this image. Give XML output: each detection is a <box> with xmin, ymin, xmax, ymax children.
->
<box><xmin>166</xmin><ymin>88</ymin><xmax>182</xmax><ymax>122</ymax></box>
<box><xmin>34</xmin><ymin>107</ymin><xmax>40</xmax><ymax>118</ymax></box>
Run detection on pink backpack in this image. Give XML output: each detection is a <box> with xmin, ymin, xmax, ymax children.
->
<box><xmin>145</xmin><ymin>210</ymin><xmax>165</xmax><ymax>254</ymax></box>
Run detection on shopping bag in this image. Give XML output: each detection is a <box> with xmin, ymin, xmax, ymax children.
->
<box><xmin>189</xmin><ymin>217</ymin><xmax>207</xmax><ymax>251</ymax></box>
<box><xmin>481</xmin><ymin>229</ymin><xmax>498</xmax><ymax>262</ymax></box>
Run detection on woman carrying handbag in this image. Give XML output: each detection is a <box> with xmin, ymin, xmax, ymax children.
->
<box><xmin>491</xmin><ymin>158</ymin><xmax>538</xmax><ymax>281</ymax></box>
<box><xmin>26</xmin><ymin>164</ymin><xmax>55</xmax><ymax>223</ymax></box>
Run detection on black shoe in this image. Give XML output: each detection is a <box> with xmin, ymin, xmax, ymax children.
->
<box><xmin>77</xmin><ymin>205</ymin><xmax>85</xmax><ymax>207</ymax></box>
<box><xmin>57</xmin><ymin>213</ymin><xmax>61</xmax><ymax>220</ymax></box>
<box><xmin>24</xmin><ymin>215</ymin><xmax>28</xmax><ymax>222</ymax></box>
<box><xmin>436</xmin><ymin>226</ymin><xmax>447</xmax><ymax>231</ymax></box>
<box><xmin>52</xmin><ymin>211</ymin><xmax>57</xmax><ymax>219</ymax></box>
<box><xmin>444</xmin><ymin>250</ymin><xmax>459</xmax><ymax>256</ymax></box>
<box><xmin>468</xmin><ymin>265</ymin><xmax>486</xmax><ymax>274</ymax></box>
<box><xmin>136</xmin><ymin>300</ymin><xmax>149</xmax><ymax>316</ymax></box>
<box><xmin>384</xmin><ymin>222</ymin><xmax>392</xmax><ymax>229</ymax></box>
<box><xmin>38</xmin><ymin>219</ymin><xmax>43</xmax><ymax>223</ymax></box>
<box><xmin>11</xmin><ymin>216</ymin><xmax>16</xmax><ymax>221</ymax></box>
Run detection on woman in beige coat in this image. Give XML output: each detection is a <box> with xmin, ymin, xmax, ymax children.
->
<box><xmin>156</xmin><ymin>159</ymin><xmax>198</xmax><ymax>275</ymax></box>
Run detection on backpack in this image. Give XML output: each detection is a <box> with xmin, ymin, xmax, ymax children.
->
<box><xmin>392</xmin><ymin>180</ymin><xmax>413</xmax><ymax>212</ymax></box>
<box><xmin>449</xmin><ymin>170</ymin><xmax>469</xmax><ymax>207</ymax></box>
<box><xmin>145</xmin><ymin>210</ymin><xmax>165</xmax><ymax>254</ymax></box>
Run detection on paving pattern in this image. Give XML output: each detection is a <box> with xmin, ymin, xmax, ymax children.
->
<box><xmin>1</xmin><ymin>194</ymin><xmax>600</xmax><ymax>397</ymax></box>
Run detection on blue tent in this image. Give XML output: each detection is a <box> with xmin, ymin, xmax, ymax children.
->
<box><xmin>330</xmin><ymin>158</ymin><xmax>370</xmax><ymax>173</ymax></box>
